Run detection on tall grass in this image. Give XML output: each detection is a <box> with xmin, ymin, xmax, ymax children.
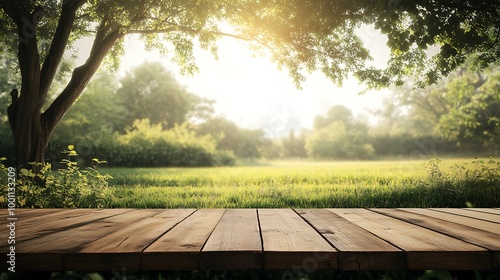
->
<box><xmin>102</xmin><ymin>158</ymin><xmax>499</xmax><ymax>208</ymax></box>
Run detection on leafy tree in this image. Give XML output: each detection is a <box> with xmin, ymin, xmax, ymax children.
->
<box><xmin>306</xmin><ymin>121</ymin><xmax>375</xmax><ymax>160</ymax></box>
<box><xmin>2</xmin><ymin>0</ymin><xmax>500</xmax><ymax>170</ymax></box>
<box><xmin>47</xmin><ymin>70</ymin><xmax>126</xmax><ymax>163</ymax></box>
<box><xmin>437</xmin><ymin>70</ymin><xmax>500</xmax><ymax>151</ymax></box>
<box><xmin>196</xmin><ymin>117</ymin><xmax>267</xmax><ymax>159</ymax></box>
<box><xmin>314</xmin><ymin>105</ymin><xmax>355</xmax><ymax>130</ymax></box>
<box><xmin>306</xmin><ymin>105</ymin><xmax>374</xmax><ymax>159</ymax></box>
<box><xmin>107</xmin><ymin>119</ymin><xmax>232</xmax><ymax>167</ymax></box>
<box><xmin>117</xmin><ymin>62</ymin><xmax>213</xmax><ymax>130</ymax></box>
<box><xmin>281</xmin><ymin>129</ymin><xmax>307</xmax><ymax>158</ymax></box>
<box><xmin>371</xmin><ymin>93</ymin><xmax>437</xmax><ymax>137</ymax></box>
<box><xmin>388</xmin><ymin>66</ymin><xmax>500</xmax><ymax>152</ymax></box>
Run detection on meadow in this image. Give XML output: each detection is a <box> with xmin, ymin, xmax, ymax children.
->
<box><xmin>102</xmin><ymin>157</ymin><xmax>500</xmax><ymax>208</ymax></box>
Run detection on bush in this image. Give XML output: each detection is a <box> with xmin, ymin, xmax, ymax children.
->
<box><xmin>423</xmin><ymin>156</ymin><xmax>500</xmax><ymax>207</ymax></box>
<box><xmin>305</xmin><ymin>121</ymin><xmax>375</xmax><ymax>160</ymax></box>
<box><xmin>105</xmin><ymin>119</ymin><xmax>236</xmax><ymax>167</ymax></box>
<box><xmin>0</xmin><ymin>146</ymin><xmax>113</xmax><ymax>208</ymax></box>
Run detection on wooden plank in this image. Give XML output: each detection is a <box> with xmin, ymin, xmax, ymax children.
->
<box><xmin>65</xmin><ymin>209</ymin><xmax>195</xmax><ymax>271</ymax></box>
<box><xmin>403</xmin><ymin>208</ymin><xmax>500</xmax><ymax>235</ymax></box>
<box><xmin>431</xmin><ymin>208</ymin><xmax>500</xmax><ymax>223</ymax></box>
<box><xmin>296</xmin><ymin>209</ymin><xmax>404</xmax><ymax>270</ymax></box>
<box><xmin>201</xmin><ymin>209</ymin><xmax>262</xmax><ymax>270</ymax></box>
<box><xmin>330</xmin><ymin>209</ymin><xmax>490</xmax><ymax>270</ymax></box>
<box><xmin>373</xmin><ymin>208</ymin><xmax>500</xmax><ymax>268</ymax></box>
<box><xmin>143</xmin><ymin>209</ymin><xmax>225</xmax><ymax>270</ymax></box>
<box><xmin>7</xmin><ymin>209</ymin><xmax>132</xmax><ymax>242</ymax></box>
<box><xmin>0</xmin><ymin>209</ymin><xmax>163</xmax><ymax>271</ymax></box>
<box><xmin>0</xmin><ymin>209</ymin><xmax>63</xmax><ymax>219</ymax></box>
<box><xmin>259</xmin><ymin>209</ymin><xmax>336</xmax><ymax>270</ymax></box>
<box><xmin>467</xmin><ymin>208</ymin><xmax>500</xmax><ymax>215</ymax></box>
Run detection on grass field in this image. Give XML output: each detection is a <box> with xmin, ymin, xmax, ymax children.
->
<box><xmin>101</xmin><ymin>157</ymin><xmax>500</xmax><ymax>208</ymax></box>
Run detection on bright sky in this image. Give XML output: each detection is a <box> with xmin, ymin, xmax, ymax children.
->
<box><xmin>75</xmin><ymin>25</ymin><xmax>391</xmax><ymax>138</ymax></box>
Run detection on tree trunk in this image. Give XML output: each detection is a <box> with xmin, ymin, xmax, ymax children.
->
<box><xmin>8</xmin><ymin>85</ymin><xmax>49</xmax><ymax>176</ymax></box>
<box><xmin>11</xmin><ymin>111</ymin><xmax>48</xmax><ymax>171</ymax></box>
<box><xmin>2</xmin><ymin>0</ymin><xmax>121</xmax><ymax>176</ymax></box>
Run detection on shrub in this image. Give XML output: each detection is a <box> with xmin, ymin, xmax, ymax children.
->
<box><xmin>424</xmin><ymin>156</ymin><xmax>500</xmax><ymax>207</ymax></box>
<box><xmin>106</xmin><ymin>119</ymin><xmax>236</xmax><ymax>167</ymax></box>
<box><xmin>0</xmin><ymin>145</ymin><xmax>113</xmax><ymax>208</ymax></box>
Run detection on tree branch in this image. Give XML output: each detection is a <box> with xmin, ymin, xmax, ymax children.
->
<box><xmin>39</xmin><ymin>0</ymin><xmax>81</xmax><ymax>97</ymax></box>
<box><xmin>42</xmin><ymin>28</ymin><xmax>123</xmax><ymax>136</ymax></box>
<box><xmin>0</xmin><ymin>0</ymin><xmax>24</xmax><ymax>26</ymax></box>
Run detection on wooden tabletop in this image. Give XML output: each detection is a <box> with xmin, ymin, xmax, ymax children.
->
<box><xmin>1</xmin><ymin>208</ymin><xmax>499</xmax><ymax>271</ymax></box>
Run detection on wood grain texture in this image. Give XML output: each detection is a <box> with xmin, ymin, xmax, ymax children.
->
<box><xmin>296</xmin><ymin>209</ymin><xmax>404</xmax><ymax>270</ymax></box>
<box><xmin>201</xmin><ymin>209</ymin><xmax>262</xmax><ymax>270</ymax></box>
<box><xmin>466</xmin><ymin>208</ymin><xmax>500</xmax><ymax>215</ymax></box>
<box><xmin>402</xmin><ymin>208</ymin><xmax>500</xmax><ymax>235</ymax></box>
<box><xmin>0</xmin><ymin>208</ymin><xmax>62</xmax><ymax>219</ymax></box>
<box><xmin>373</xmin><ymin>208</ymin><xmax>500</xmax><ymax>268</ymax></box>
<box><xmin>1</xmin><ymin>208</ymin><xmax>499</xmax><ymax>271</ymax></box>
<box><xmin>330</xmin><ymin>208</ymin><xmax>490</xmax><ymax>270</ymax></box>
<box><xmin>431</xmin><ymin>208</ymin><xmax>500</xmax><ymax>223</ymax></box>
<box><xmin>2</xmin><ymin>209</ymin><xmax>161</xmax><ymax>271</ymax></box>
<box><xmin>65</xmin><ymin>209</ymin><xmax>195</xmax><ymax>271</ymax></box>
<box><xmin>143</xmin><ymin>209</ymin><xmax>224</xmax><ymax>270</ymax></box>
<box><xmin>259</xmin><ymin>209</ymin><xmax>336</xmax><ymax>270</ymax></box>
<box><xmin>13</xmin><ymin>209</ymin><xmax>132</xmax><ymax>242</ymax></box>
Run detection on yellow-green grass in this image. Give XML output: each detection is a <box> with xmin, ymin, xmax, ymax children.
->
<box><xmin>102</xmin><ymin>158</ymin><xmax>499</xmax><ymax>208</ymax></box>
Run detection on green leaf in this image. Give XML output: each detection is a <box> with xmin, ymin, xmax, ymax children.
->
<box><xmin>20</xmin><ymin>168</ymin><xmax>30</xmax><ymax>177</ymax></box>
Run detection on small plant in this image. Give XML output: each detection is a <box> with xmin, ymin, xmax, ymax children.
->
<box><xmin>426</xmin><ymin>156</ymin><xmax>444</xmax><ymax>181</ymax></box>
<box><xmin>0</xmin><ymin>145</ymin><xmax>113</xmax><ymax>208</ymax></box>
<box><xmin>424</xmin><ymin>156</ymin><xmax>500</xmax><ymax>207</ymax></box>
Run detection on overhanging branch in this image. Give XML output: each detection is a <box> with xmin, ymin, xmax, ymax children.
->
<box><xmin>42</xmin><ymin>29</ymin><xmax>123</xmax><ymax>136</ymax></box>
<box><xmin>39</xmin><ymin>0</ymin><xmax>81</xmax><ymax>97</ymax></box>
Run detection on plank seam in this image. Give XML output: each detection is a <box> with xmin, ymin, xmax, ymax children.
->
<box><xmin>292</xmin><ymin>208</ymin><xmax>340</xmax><ymax>251</ymax></box>
<box><xmin>360</xmin><ymin>209</ymin><xmax>413</xmax><ymax>269</ymax></box>
<box><xmin>19</xmin><ymin>209</ymin><xmax>137</xmax><ymax>245</ymax></box>
<box><xmin>370</xmin><ymin>208</ymin><xmax>496</xmax><ymax>251</ymax></box>
<box><xmin>198</xmin><ymin>209</ymin><xmax>228</xmax><ymax>270</ymax></box>
<box><xmin>255</xmin><ymin>208</ymin><xmax>265</xmax><ymax>271</ymax></box>
<box><xmin>465</xmin><ymin>209</ymin><xmax>500</xmax><ymax>216</ymax></box>
<box><xmin>370</xmin><ymin>208</ymin><xmax>497</xmax><ymax>269</ymax></box>
<box><xmin>360</xmin><ymin>209</ymin><xmax>409</xmax><ymax>253</ymax></box>
<box><xmin>429</xmin><ymin>208</ymin><xmax>500</xmax><ymax>224</ymax></box>
<box><xmin>140</xmin><ymin>209</ymin><xmax>199</xmax><ymax>253</ymax></box>
<box><xmin>20</xmin><ymin>209</ymin><xmax>135</xmax><ymax>242</ymax></box>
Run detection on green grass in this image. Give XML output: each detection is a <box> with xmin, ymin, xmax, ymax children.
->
<box><xmin>100</xmin><ymin>158</ymin><xmax>500</xmax><ymax>208</ymax></box>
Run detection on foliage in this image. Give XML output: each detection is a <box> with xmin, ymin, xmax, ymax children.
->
<box><xmin>44</xmin><ymin>62</ymin><xmax>225</xmax><ymax>167</ymax></box>
<box><xmin>306</xmin><ymin>105</ymin><xmax>374</xmax><ymax>160</ymax></box>
<box><xmin>117</xmin><ymin>62</ymin><xmax>214</xmax><ymax>130</ymax></box>
<box><xmin>3</xmin><ymin>0</ymin><xmax>500</xmax><ymax>174</ymax></box>
<box><xmin>100</xmin><ymin>119</ymin><xmax>236</xmax><ymax>167</ymax></box>
<box><xmin>365</xmin><ymin>1</ymin><xmax>500</xmax><ymax>88</ymax></box>
<box><xmin>425</xmin><ymin>156</ymin><xmax>500</xmax><ymax>208</ymax></box>
<box><xmin>437</xmin><ymin>71</ymin><xmax>500</xmax><ymax>149</ymax></box>
<box><xmin>385</xmin><ymin>66</ymin><xmax>500</xmax><ymax>152</ymax></box>
<box><xmin>0</xmin><ymin>146</ymin><xmax>113</xmax><ymax>208</ymax></box>
<box><xmin>370</xmin><ymin>134</ymin><xmax>466</xmax><ymax>158</ymax></box>
<box><xmin>281</xmin><ymin>130</ymin><xmax>307</xmax><ymax>158</ymax></box>
<box><xmin>196</xmin><ymin>116</ymin><xmax>269</xmax><ymax>159</ymax></box>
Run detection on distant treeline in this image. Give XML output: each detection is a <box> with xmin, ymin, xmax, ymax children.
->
<box><xmin>0</xmin><ymin>61</ymin><xmax>498</xmax><ymax>167</ymax></box>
